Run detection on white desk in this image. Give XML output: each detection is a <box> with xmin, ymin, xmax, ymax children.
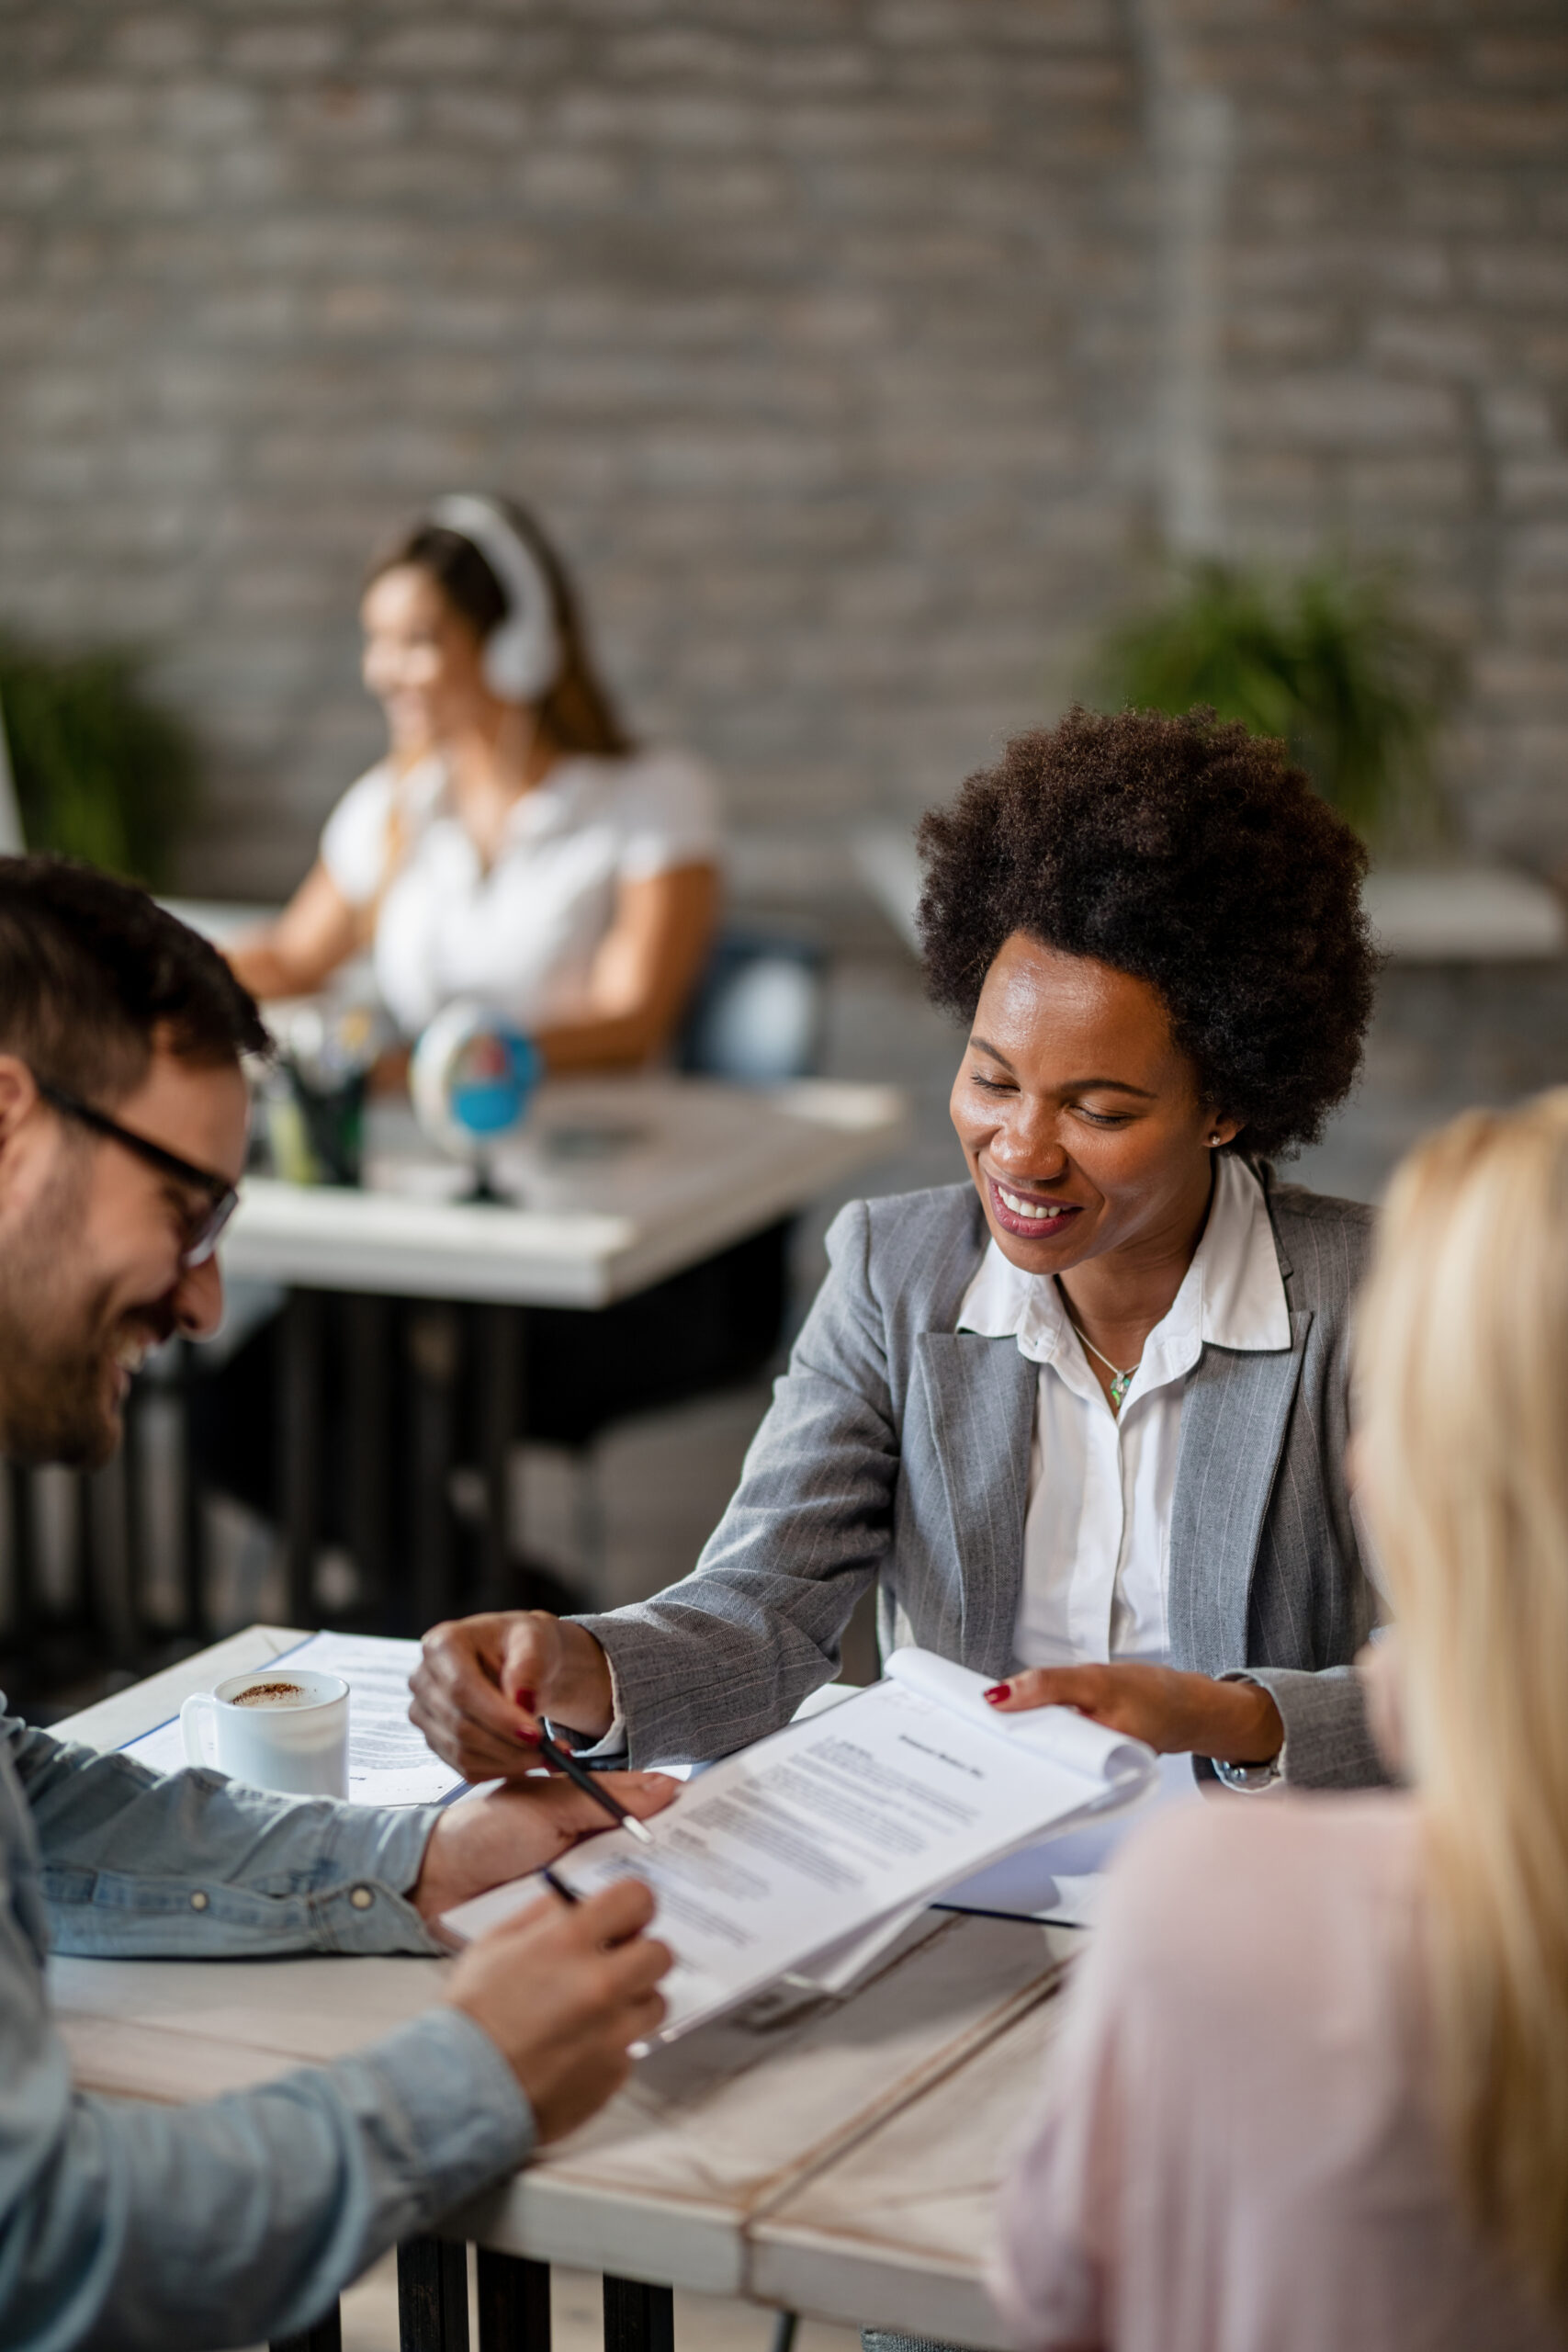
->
<box><xmin>227</xmin><ymin>1077</ymin><xmax>908</xmax><ymax>1308</ymax></box>
<box><xmin>51</xmin><ymin>1627</ymin><xmax>1074</xmax><ymax>2352</ymax></box>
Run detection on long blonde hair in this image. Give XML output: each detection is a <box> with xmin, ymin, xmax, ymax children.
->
<box><xmin>1357</xmin><ymin>1089</ymin><xmax>1568</xmax><ymax>2308</ymax></box>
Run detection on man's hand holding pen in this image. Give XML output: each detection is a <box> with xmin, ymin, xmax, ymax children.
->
<box><xmin>411</xmin><ymin>1768</ymin><xmax>672</xmax><ymax>1930</ymax></box>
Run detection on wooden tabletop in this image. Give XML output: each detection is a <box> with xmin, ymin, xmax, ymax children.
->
<box><xmin>750</xmin><ymin>1986</ymin><xmax>1065</xmax><ymax>2343</ymax></box>
<box><xmin>222</xmin><ymin>1076</ymin><xmax>909</xmax><ymax>1306</ymax></box>
<box><xmin>51</xmin><ymin>1627</ymin><xmax>1072</xmax><ymax>2346</ymax></box>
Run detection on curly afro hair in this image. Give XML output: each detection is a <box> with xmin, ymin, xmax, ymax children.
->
<box><xmin>916</xmin><ymin>706</ymin><xmax>1377</xmax><ymax>1159</ymax></box>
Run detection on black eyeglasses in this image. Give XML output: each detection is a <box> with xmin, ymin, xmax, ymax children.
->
<box><xmin>36</xmin><ymin>1079</ymin><xmax>240</xmax><ymax>1269</ymax></box>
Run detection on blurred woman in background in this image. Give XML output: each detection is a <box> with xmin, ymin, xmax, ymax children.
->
<box><xmin>229</xmin><ymin>494</ymin><xmax>720</xmax><ymax>1069</ymax></box>
<box><xmin>993</xmin><ymin>1091</ymin><xmax>1568</xmax><ymax>2352</ymax></box>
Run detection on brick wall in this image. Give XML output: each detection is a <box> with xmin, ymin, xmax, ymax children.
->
<box><xmin>0</xmin><ymin>1</ymin><xmax>1563</xmax><ymax>897</ymax></box>
<box><xmin>1199</xmin><ymin>0</ymin><xmax>1568</xmax><ymax>870</ymax></box>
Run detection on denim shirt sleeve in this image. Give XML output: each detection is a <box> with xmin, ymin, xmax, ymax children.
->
<box><xmin>0</xmin><ymin>1713</ymin><xmax>537</xmax><ymax>2350</ymax></box>
<box><xmin>6</xmin><ymin>1960</ymin><xmax>535</xmax><ymax>2350</ymax></box>
<box><xmin>9</xmin><ymin>1713</ymin><xmax>448</xmax><ymax>1957</ymax></box>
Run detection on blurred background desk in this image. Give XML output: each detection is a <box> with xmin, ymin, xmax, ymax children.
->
<box><xmin>222</xmin><ymin>1073</ymin><xmax>907</xmax><ymax>1640</ymax></box>
<box><xmin>228</xmin><ymin>1076</ymin><xmax>903</xmax><ymax>1309</ymax></box>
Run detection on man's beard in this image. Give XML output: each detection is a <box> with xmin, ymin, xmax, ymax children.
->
<box><xmin>0</xmin><ymin>1161</ymin><xmax>175</xmax><ymax>1470</ymax></box>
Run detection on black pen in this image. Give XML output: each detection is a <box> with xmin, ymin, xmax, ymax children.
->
<box><xmin>535</xmin><ymin>1726</ymin><xmax>656</xmax><ymax>1848</ymax></box>
<box><xmin>540</xmin><ymin>1865</ymin><xmax>580</xmax><ymax>1905</ymax></box>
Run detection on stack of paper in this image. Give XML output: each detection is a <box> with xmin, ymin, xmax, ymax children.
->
<box><xmin>443</xmin><ymin>1647</ymin><xmax>1156</xmax><ymax>2043</ymax></box>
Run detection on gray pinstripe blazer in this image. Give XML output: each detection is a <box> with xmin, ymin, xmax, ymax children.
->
<box><xmin>574</xmin><ymin>1176</ymin><xmax>1385</xmax><ymax>1787</ymax></box>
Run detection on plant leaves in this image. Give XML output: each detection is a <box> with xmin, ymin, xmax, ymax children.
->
<box><xmin>0</xmin><ymin>639</ymin><xmax>199</xmax><ymax>887</ymax></box>
<box><xmin>1090</xmin><ymin>561</ymin><xmax>1456</xmax><ymax>842</ymax></box>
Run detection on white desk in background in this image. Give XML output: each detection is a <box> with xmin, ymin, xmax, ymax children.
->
<box><xmin>227</xmin><ymin>1077</ymin><xmax>907</xmax><ymax>1307</ymax></box>
<box><xmin>215</xmin><ymin>1075</ymin><xmax>907</xmax><ymax>1634</ymax></box>
<box><xmin>51</xmin><ymin>1627</ymin><xmax>1074</xmax><ymax>2352</ymax></box>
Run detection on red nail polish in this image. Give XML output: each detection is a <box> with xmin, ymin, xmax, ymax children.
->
<box><xmin>514</xmin><ymin>1688</ymin><xmax>536</xmax><ymax>1713</ymax></box>
<box><xmin>515</xmin><ymin>1724</ymin><xmax>540</xmax><ymax>1746</ymax></box>
<box><xmin>983</xmin><ymin>1683</ymin><xmax>1011</xmax><ymax>1703</ymax></box>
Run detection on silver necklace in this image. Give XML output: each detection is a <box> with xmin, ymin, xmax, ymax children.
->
<box><xmin>1066</xmin><ymin>1318</ymin><xmax>1140</xmax><ymax>1410</ymax></box>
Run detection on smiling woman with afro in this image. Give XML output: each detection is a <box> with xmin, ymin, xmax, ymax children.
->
<box><xmin>917</xmin><ymin>703</ymin><xmax>1376</xmax><ymax>1162</ymax></box>
<box><xmin>411</xmin><ymin>707</ymin><xmax>1393</xmax><ymax>2062</ymax></box>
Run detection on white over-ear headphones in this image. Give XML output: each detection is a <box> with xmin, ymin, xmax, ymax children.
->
<box><xmin>427</xmin><ymin>493</ymin><xmax>562</xmax><ymax>706</ymax></box>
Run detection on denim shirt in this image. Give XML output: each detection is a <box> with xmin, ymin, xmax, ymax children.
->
<box><xmin>0</xmin><ymin>1703</ymin><xmax>535</xmax><ymax>2351</ymax></box>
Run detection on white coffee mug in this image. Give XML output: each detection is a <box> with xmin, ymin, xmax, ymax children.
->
<box><xmin>181</xmin><ymin>1668</ymin><xmax>350</xmax><ymax>1799</ymax></box>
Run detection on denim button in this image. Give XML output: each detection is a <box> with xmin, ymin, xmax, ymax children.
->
<box><xmin>189</xmin><ymin>1890</ymin><xmax>209</xmax><ymax>1911</ymax></box>
<box><xmin>350</xmin><ymin>1885</ymin><xmax>374</xmax><ymax>1910</ymax></box>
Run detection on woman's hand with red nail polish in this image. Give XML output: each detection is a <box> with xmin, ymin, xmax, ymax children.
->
<box><xmin>409</xmin><ymin>1610</ymin><xmax>616</xmax><ymax>1781</ymax></box>
<box><xmin>982</xmin><ymin>1662</ymin><xmax>1284</xmax><ymax>1764</ymax></box>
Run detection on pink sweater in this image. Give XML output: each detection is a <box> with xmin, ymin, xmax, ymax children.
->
<box><xmin>992</xmin><ymin>1796</ymin><xmax>1566</xmax><ymax>2352</ymax></box>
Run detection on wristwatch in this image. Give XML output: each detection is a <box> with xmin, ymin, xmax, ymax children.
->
<box><xmin>1211</xmin><ymin>1671</ymin><xmax>1287</xmax><ymax>1792</ymax></box>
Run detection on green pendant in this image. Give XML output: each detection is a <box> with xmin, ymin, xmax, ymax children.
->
<box><xmin>1110</xmin><ymin>1369</ymin><xmax>1134</xmax><ymax>1407</ymax></box>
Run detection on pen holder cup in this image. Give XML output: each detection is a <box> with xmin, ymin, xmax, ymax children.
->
<box><xmin>259</xmin><ymin>1062</ymin><xmax>367</xmax><ymax>1188</ymax></box>
<box><xmin>289</xmin><ymin>1062</ymin><xmax>367</xmax><ymax>1187</ymax></box>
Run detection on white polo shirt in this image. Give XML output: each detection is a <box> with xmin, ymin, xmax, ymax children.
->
<box><xmin>320</xmin><ymin>745</ymin><xmax>721</xmax><ymax>1038</ymax></box>
<box><xmin>956</xmin><ymin>1153</ymin><xmax>1291</xmax><ymax>1670</ymax></box>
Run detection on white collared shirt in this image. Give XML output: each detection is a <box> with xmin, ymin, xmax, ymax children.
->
<box><xmin>956</xmin><ymin>1154</ymin><xmax>1291</xmax><ymax>1671</ymax></box>
<box><xmin>320</xmin><ymin>745</ymin><xmax>720</xmax><ymax>1038</ymax></box>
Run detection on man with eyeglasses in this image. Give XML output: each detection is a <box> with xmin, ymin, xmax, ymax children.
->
<box><xmin>0</xmin><ymin>856</ymin><xmax>673</xmax><ymax>2351</ymax></box>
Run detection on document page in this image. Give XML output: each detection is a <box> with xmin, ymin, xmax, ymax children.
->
<box><xmin>932</xmin><ymin>1748</ymin><xmax>1205</xmax><ymax>1928</ymax></box>
<box><xmin>444</xmin><ymin>1650</ymin><xmax>1154</xmax><ymax>2041</ymax></box>
<box><xmin>120</xmin><ymin>1630</ymin><xmax>467</xmax><ymax>1809</ymax></box>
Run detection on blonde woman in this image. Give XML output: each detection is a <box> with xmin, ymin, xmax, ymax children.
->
<box><xmin>992</xmin><ymin>1092</ymin><xmax>1568</xmax><ymax>2352</ymax></box>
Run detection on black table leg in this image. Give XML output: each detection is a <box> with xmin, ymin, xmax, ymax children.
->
<box><xmin>475</xmin><ymin>1302</ymin><xmax>521</xmax><ymax>1611</ymax></box>
<box><xmin>270</xmin><ymin>2301</ymin><xmax>342</xmax><ymax>2352</ymax></box>
<box><xmin>84</xmin><ymin>1442</ymin><xmax>140</xmax><ymax>1672</ymax></box>
<box><xmin>344</xmin><ymin>1293</ymin><xmax>392</xmax><ymax>1620</ymax></box>
<box><xmin>175</xmin><ymin>1337</ymin><xmax>209</xmax><ymax>1641</ymax></box>
<box><xmin>280</xmin><ymin>1289</ymin><xmax>324</xmax><ymax>1624</ymax></box>
<box><xmin>119</xmin><ymin>1377</ymin><xmax>150</xmax><ymax>1658</ymax></box>
<box><xmin>603</xmin><ymin>2275</ymin><xmax>675</xmax><ymax>2352</ymax></box>
<box><xmin>397</xmin><ymin>2235</ymin><xmax>468</xmax><ymax>2351</ymax></box>
<box><xmin>406</xmin><ymin>1306</ymin><xmax>460</xmax><ymax>1633</ymax></box>
<box><xmin>476</xmin><ymin>2247</ymin><xmax>551</xmax><ymax>2348</ymax></box>
<box><xmin>7</xmin><ymin>1462</ymin><xmax>38</xmax><ymax>1647</ymax></box>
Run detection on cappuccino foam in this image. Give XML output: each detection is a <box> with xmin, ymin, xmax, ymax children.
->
<box><xmin>232</xmin><ymin>1680</ymin><xmax>310</xmax><ymax>1709</ymax></box>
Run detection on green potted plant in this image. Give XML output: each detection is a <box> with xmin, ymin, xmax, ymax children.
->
<box><xmin>1090</xmin><ymin>560</ymin><xmax>1454</xmax><ymax>844</ymax></box>
<box><xmin>0</xmin><ymin>639</ymin><xmax>198</xmax><ymax>887</ymax></box>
